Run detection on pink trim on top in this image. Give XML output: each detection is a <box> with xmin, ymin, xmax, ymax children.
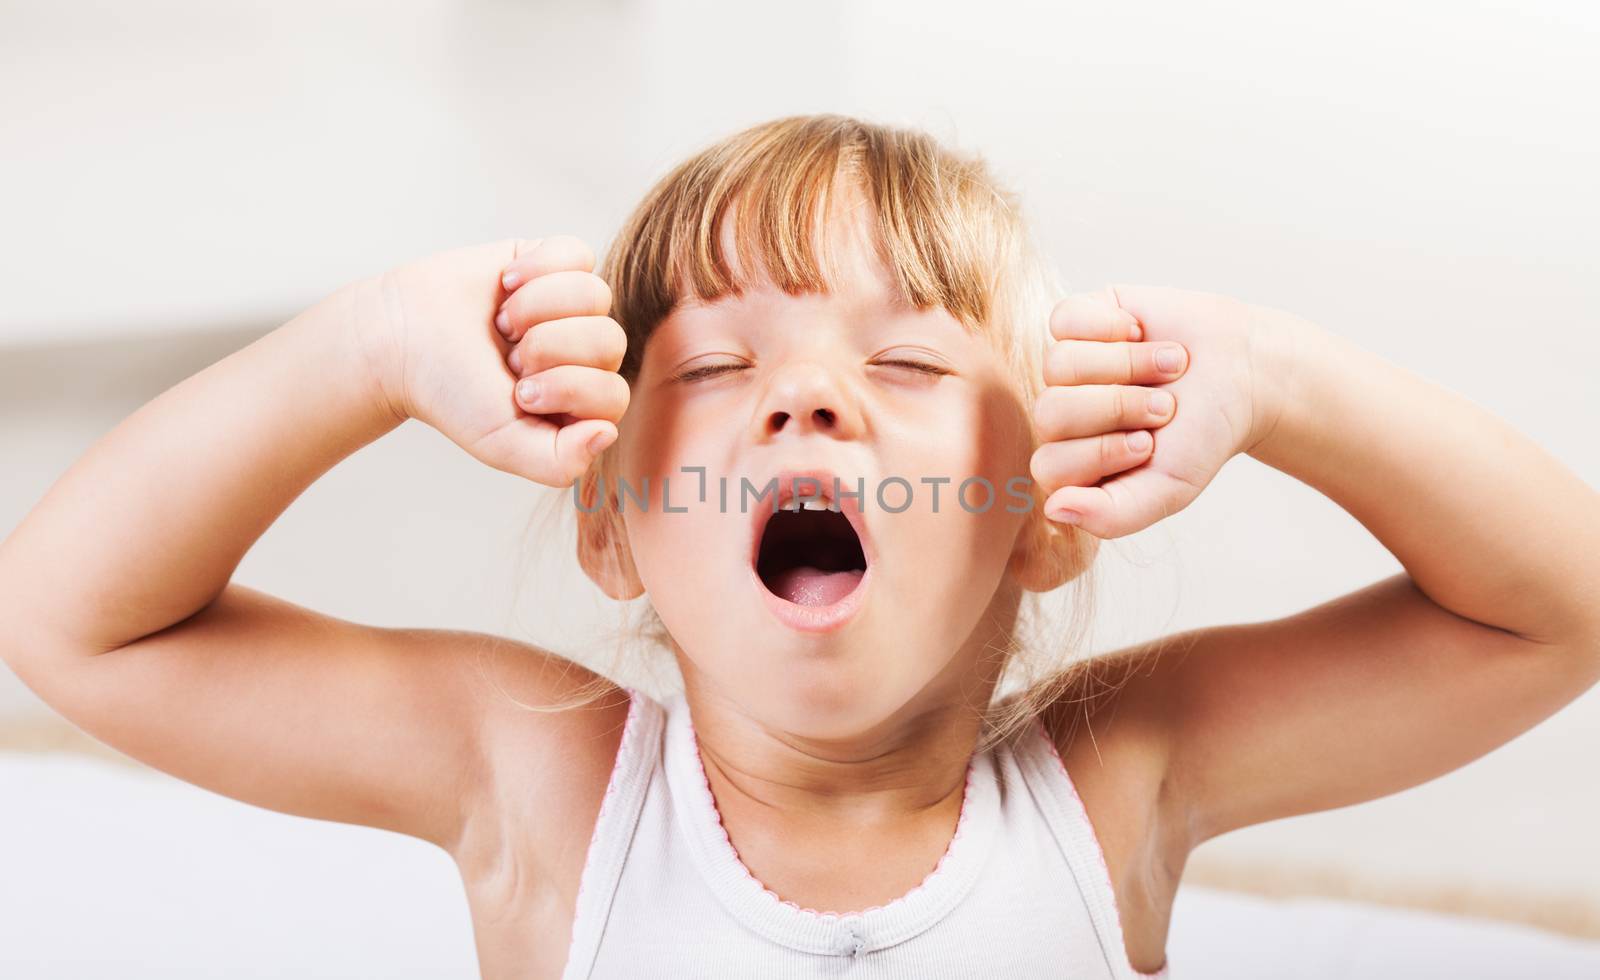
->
<box><xmin>1036</xmin><ymin>718</ymin><xmax>1171</xmax><ymax>980</ymax></box>
<box><xmin>565</xmin><ymin>689</ymin><xmax>642</xmax><ymax>944</ymax></box>
<box><xmin>686</xmin><ymin>716</ymin><xmax>980</xmax><ymax>919</ymax></box>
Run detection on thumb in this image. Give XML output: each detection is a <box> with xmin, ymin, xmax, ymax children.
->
<box><xmin>501</xmin><ymin>235</ymin><xmax>597</xmax><ymax>291</ymax></box>
<box><xmin>1042</xmin><ymin>465</ymin><xmax>1200</xmax><ymax>539</ymax></box>
<box><xmin>1109</xmin><ymin>284</ymin><xmax>1233</xmax><ymax>335</ymax></box>
<box><xmin>545</xmin><ymin>419</ymin><xmax>618</xmax><ymax>488</ymax></box>
<box><xmin>472</xmin><ymin>416</ymin><xmax>617</xmax><ymax>488</ymax></box>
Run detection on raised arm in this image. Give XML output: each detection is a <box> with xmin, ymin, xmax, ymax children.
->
<box><xmin>0</xmin><ymin>238</ymin><xmax>631</xmax><ymax>855</ymax></box>
<box><xmin>1034</xmin><ymin>287</ymin><xmax>1600</xmax><ymax>857</ymax></box>
<box><xmin>1167</xmin><ymin>308</ymin><xmax>1600</xmax><ymax>840</ymax></box>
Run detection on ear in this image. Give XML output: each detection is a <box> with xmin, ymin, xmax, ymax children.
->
<box><xmin>1007</xmin><ymin>505</ymin><xmax>1098</xmax><ymax>592</ymax></box>
<box><xmin>575</xmin><ymin>465</ymin><xmax>645</xmax><ymax>600</ymax></box>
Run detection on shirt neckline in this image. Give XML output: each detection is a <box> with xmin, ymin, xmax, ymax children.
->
<box><xmin>661</xmin><ymin>691</ymin><xmax>1000</xmax><ymax>957</ymax></box>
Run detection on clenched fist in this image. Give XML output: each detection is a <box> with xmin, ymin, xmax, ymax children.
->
<box><xmin>1032</xmin><ymin>285</ymin><xmax>1296</xmax><ymax>538</ymax></box>
<box><xmin>359</xmin><ymin>236</ymin><xmax>630</xmax><ymax>488</ymax></box>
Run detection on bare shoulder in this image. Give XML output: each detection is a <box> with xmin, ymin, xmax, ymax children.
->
<box><xmin>1038</xmin><ymin>644</ymin><xmax>1195</xmax><ymax>975</ymax></box>
<box><xmin>448</xmin><ymin>634</ymin><xmax>633</xmax><ymax>891</ymax></box>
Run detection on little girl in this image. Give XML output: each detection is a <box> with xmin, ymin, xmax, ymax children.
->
<box><xmin>2</xmin><ymin>114</ymin><xmax>1597</xmax><ymax>979</ymax></box>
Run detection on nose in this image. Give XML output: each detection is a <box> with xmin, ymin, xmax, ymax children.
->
<box><xmin>752</xmin><ymin>360</ymin><xmax>862</xmax><ymax>442</ymax></box>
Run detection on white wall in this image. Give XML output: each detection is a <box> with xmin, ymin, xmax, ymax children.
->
<box><xmin>3</xmin><ymin>0</ymin><xmax>1597</xmax><ymax>923</ymax></box>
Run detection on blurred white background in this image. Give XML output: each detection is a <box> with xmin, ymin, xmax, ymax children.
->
<box><xmin>2</xmin><ymin>0</ymin><xmax>1597</xmax><ymax>945</ymax></box>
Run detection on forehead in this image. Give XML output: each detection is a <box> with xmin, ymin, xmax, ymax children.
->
<box><xmin>672</xmin><ymin>188</ymin><xmax>922</xmax><ymax>321</ymax></box>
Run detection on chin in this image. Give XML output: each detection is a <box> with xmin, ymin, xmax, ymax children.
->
<box><xmin>745</xmin><ymin>650</ymin><xmax>915</xmax><ymax>742</ymax></box>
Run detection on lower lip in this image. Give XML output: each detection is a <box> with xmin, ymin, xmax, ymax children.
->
<box><xmin>748</xmin><ymin>563</ymin><xmax>872</xmax><ymax>634</ymax></box>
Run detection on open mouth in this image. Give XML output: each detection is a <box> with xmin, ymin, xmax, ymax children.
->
<box><xmin>755</xmin><ymin>496</ymin><xmax>868</xmax><ymax>607</ymax></box>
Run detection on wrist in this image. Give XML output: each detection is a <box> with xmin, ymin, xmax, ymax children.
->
<box><xmin>1243</xmin><ymin>310</ymin><xmax>1329</xmax><ymax>465</ymax></box>
<box><xmin>331</xmin><ymin>274</ymin><xmax>413</xmax><ymax>429</ymax></box>
<box><xmin>293</xmin><ymin>277</ymin><xmax>411</xmax><ymax>440</ymax></box>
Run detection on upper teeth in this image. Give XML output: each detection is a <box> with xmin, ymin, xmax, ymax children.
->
<box><xmin>780</xmin><ymin>497</ymin><xmax>836</xmax><ymax>511</ymax></box>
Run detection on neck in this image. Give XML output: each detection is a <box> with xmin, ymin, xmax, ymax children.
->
<box><xmin>687</xmin><ymin>682</ymin><xmax>987</xmax><ymax>827</ymax></box>
<box><xmin>679</xmin><ymin>589</ymin><xmax>1017</xmax><ymax>829</ymax></box>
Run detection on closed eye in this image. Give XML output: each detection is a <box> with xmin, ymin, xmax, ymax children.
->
<box><xmin>873</xmin><ymin>358</ymin><xmax>954</xmax><ymax>376</ymax></box>
<box><xmin>672</xmin><ymin>362</ymin><xmax>748</xmax><ymax>383</ymax></box>
<box><xmin>672</xmin><ymin>358</ymin><xmax>953</xmax><ymax>383</ymax></box>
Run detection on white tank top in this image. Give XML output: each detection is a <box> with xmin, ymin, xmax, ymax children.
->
<box><xmin>560</xmin><ymin>689</ymin><xmax>1170</xmax><ymax>979</ymax></box>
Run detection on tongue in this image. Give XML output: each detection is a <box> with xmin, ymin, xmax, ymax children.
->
<box><xmin>768</xmin><ymin>566</ymin><xmax>864</xmax><ymax>606</ymax></box>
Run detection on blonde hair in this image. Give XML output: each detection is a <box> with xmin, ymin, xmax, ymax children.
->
<box><xmin>522</xmin><ymin>113</ymin><xmax>1103</xmax><ymax>752</ymax></box>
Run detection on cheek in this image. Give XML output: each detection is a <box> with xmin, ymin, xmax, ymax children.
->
<box><xmin>873</xmin><ymin>381</ymin><xmax>1031</xmax><ymax>616</ymax></box>
<box><xmin>889</xmin><ymin>483</ymin><xmax>1023</xmax><ymax>587</ymax></box>
<box><xmin>617</xmin><ymin>391</ymin><xmax>694</xmax><ymax>482</ymax></box>
<box><xmin>878</xmin><ymin>386</ymin><xmax>1030</xmax><ymax>512</ymax></box>
<box><xmin>621</xmin><ymin>504</ymin><xmax>742</xmax><ymax>673</ymax></box>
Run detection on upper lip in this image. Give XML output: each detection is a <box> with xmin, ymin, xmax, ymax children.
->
<box><xmin>747</xmin><ymin>467</ymin><xmax>877</xmax><ymax>574</ymax></box>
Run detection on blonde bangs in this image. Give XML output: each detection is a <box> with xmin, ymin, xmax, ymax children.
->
<box><xmin>601</xmin><ymin>114</ymin><xmax>1057</xmax><ymax>391</ymax></box>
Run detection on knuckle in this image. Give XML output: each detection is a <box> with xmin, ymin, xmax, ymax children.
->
<box><xmin>1029</xmin><ymin>446</ymin><xmax>1057</xmax><ymax>491</ymax></box>
<box><xmin>536</xmin><ymin>272</ymin><xmax>610</xmax><ymax>317</ymax></box>
<box><xmin>1052</xmin><ymin>342</ymin><xmax>1080</xmax><ymax>385</ymax></box>
<box><xmin>1101</xmin><ymin>480</ymin><xmax>1129</xmax><ymax>516</ymax></box>
<box><xmin>568</xmin><ymin>368</ymin><xmax>628</xmax><ymax>414</ymax></box>
<box><xmin>1042</xmin><ymin>341</ymin><xmax>1063</xmax><ymax>382</ymax></box>
<box><xmin>609</xmin><ymin>376</ymin><xmax>632</xmax><ymax>417</ymax></box>
<box><xmin>531</xmin><ymin>323</ymin><xmax>577</xmax><ymax>372</ymax></box>
<box><xmin>503</xmin><ymin>283</ymin><xmax>532</xmax><ymax>323</ymax></box>
<box><xmin>538</xmin><ymin>367</ymin><xmax>574</xmax><ymax>401</ymax></box>
<box><xmin>1117</xmin><ymin>387</ymin><xmax>1144</xmax><ymax>424</ymax></box>
<box><xmin>1030</xmin><ymin>389</ymin><xmax>1051</xmax><ymax>429</ymax></box>
<box><xmin>519</xmin><ymin>325</ymin><xmax>552</xmax><ymax>366</ymax></box>
<box><xmin>604</xmin><ymin>369</ymin><xmax>631</xmax><ymax>401</ymax></box>
<box><xmin>1033</xmin><ymin>386</ymin><xmax>1066</xmax><ymax>431</ymax></box>
<box><xmin>1098</xmin><ymin>432</ymin><xmax>1122</xmax><ymax>466</ymax></box>
<box><xmin>601</xmin><ymin>318</ymin><xmax>629</xmax><ymax>366</ymax></box>
<box><xmin>1047</xmin><ymin>298</ymin><xmax>1073</xmax><ymax>338</ymax></box>
<box><xmin>581</xmin><ymin>273</ymin><xmax>613</xmax><ymax>314</ymax></box>
<box><xmin>541</xmin><ymin>234</ymin><xmax>596</xmax><ymax>269</ymax></box>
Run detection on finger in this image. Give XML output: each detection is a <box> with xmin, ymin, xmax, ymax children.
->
<box><xmin>1029</xmin><ymin>430</ymin><xmax>1156</xmax><ymax>493</ymax></box>
<box><xmin>1044</xmin><ymin>339</ymin><xmax>1189</xmax><ymax>387</ymax></box>
<box><xmin>500</xmin><ymin>235</ymin><xmax>594</xmax><ymax>291</ymax></box>
<box><xmin>1042</xmin><ymin>467</ymin><xmax>1204</xmax><ymax>539</ymax></box>
<box><xmin>498</xmin><ymin>270</ymin><xmax>613</xmax><ymax>343</ymax></box>
<box><xmin>547</xmin><ymin>419</ymin><xmax>618</xmax><ymax>486</ymax></box>
<box><xmin>1034</xmin><ymin>384</ymin><xmax>1175</xmax><ymax>442</ymax></box>
<box><xmin>477</xmin><ymin>415</ymin><xmax>617</xmax><ymax>488</ymax></box>
<box><xmin>1049</xmin><ymin>289</ymin><xmax>1143</xmax><ymax>343</ymax></box>
<box><xmin>514</xmin><ymin>365</ymin><xmax>631</xmax><ymax>423</ymax></box>
<box><xmin>1108</xmin><ymin>283</ymin><xmax>1239</xmax><ymax>336</ymax></box>
<box><xmin>509</xmin><ymin>315</ymin><xmax>628</xmax><ymax>377</ymax></box>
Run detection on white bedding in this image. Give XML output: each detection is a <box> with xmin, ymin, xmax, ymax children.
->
<box><xmin>2</xmin><ymin>752</ymin><xmax>1597</xmax><ymax>979</ymax></box>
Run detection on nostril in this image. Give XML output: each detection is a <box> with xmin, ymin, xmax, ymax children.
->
<box><xmin>764</xmin><ymin>406</ymin><xmax>839</xmax><ymax>436</ymax></box>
